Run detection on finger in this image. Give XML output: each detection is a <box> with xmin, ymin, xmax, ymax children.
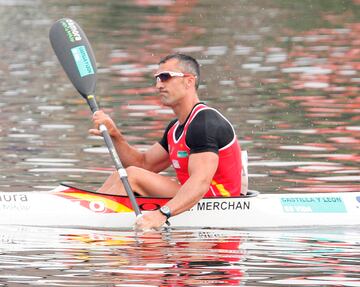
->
<box><xmin>134</xmin><ymin>214</ymin><xmax>144</xmax><ymax>227</ymax></box>
<box><xmin>134</xmin><ymin>214</ymin><xmax>151</xmax><ymax>231</ymax></box>
<box><xmin>92</xmin><ymin>110</ymin><xmax>104</xmax><ymax>122</ymax></box>
<box><xmin>88</xmin><ymin>128</ymin><xmax>102</xmax><ymax>136</ymax></box>
<box><xmin>93</xmin><ymin>110</ymin><xmax>105</xmax><ymax>117</ymax></box>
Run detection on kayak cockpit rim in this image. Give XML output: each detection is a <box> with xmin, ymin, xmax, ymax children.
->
<box><xmin>59</xmin><ymin>183</ymin><xmax>260</xmax><ymax>199</ymax></box>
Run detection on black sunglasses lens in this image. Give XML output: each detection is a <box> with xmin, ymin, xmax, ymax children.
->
<box><xmin>157</xmin><ymin>73</ymin><xmax>172</xmax><ymax>82</ymax></box>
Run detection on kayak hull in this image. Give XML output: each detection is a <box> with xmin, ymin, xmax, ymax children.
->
<box><xmin>0</xmin><ymin>185</ymin><xmax>359</xmax><ymax>229</ymax></box>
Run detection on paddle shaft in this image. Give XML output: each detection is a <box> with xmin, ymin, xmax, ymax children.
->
<box><xmin>86</xmin><ymin>95</ymin><xmax>141</xmax><ymax>216</ymax></box>
<box><xmin>89</xmin><ymin>96</ymin><xmax>167</xmax><ymax>224</ymax></box>
<box><xmin>50</xmin><ymin>18</ymin><xmax>141</xmax><ymax>217</ymax></box>
<box><xmin>49</xmin><ymin>18</ymin><xmax>141</xmax><ymax>218</ymax></box>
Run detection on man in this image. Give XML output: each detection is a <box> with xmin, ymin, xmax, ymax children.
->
<box><xmin>90</xmin><ymin>54</ymin><xmax>243</xmax><ymax>230</ymax></box>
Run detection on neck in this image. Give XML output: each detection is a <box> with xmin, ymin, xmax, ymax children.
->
<box><xmin>173</xmin><ymin>93</ymin><xmax>200</xmax><ymax>124</ymax></box>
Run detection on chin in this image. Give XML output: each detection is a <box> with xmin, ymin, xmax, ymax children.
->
<box><xmin>160</xmin><ymin>97</ymin><xmax>170</xmax><ymax>105</ymax></box>
<box><xmin>161</xmin><ymin>101</ymin><xmax>171</xmax><ymax>107</ymax></box>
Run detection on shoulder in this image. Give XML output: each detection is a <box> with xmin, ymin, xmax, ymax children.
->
<box><xmin>186</xmin><ymin>107</ymin><xmax>235</xmax><ymax>152</ymax></box>
<box><xmin>190</xmin><ymin>107</ymin><xmax>233</xmax><ymax>130</ymax></box>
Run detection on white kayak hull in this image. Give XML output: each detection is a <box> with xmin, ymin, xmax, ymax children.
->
<box><xmin>0</xmin><ymin>185</ymin><xmax>359</xmax><ymax>229</ymax></box>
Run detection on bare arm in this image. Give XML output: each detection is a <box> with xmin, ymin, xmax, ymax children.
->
<box><xmin>165</xmin><ymin>152</ymin><xmax>219</xmax><ymax>215</ymax></box>
<box><xmin>135</xmin><ymin>151</ymin><xmax>219</xmax><ymax>230</ymax></box>
<box><xmin>89</xmin><ymin>110</ymin><xmax>171</xmax><ymax>172</ymax></box>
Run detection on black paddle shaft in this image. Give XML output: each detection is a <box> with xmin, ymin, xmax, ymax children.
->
<box><xmin>49</xmin><ymin>18</ymin><xmax>141</xmax><ymax>216</ymax></box>
<box><xmin>87</xmin><ymin>96</ymin><xmax>141</xmax><ymax>216</ymax></box>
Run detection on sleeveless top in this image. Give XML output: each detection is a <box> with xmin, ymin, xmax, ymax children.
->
<box><xmin>167</xmin><ymin>104</ymin><xmax>242</xmax><ymax>197</ymax></box>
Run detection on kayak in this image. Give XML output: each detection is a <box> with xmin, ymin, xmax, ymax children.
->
<box><xmin>0</xmin><ymin>184</ymin><xmax>359</xmax><ymax>229</ymax></box>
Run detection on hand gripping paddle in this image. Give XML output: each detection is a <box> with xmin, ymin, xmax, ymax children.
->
<box><xmin>49</xmin><ymin>18</ymin><xmax>141</xmax><ymax>216</ymax></box>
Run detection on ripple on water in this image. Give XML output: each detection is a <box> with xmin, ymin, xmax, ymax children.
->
<box><xmin>37</xmin><ymin>106</ymin><xmax>64</xmax><ymax>111</ymax></box>
<box><xmin>41</xmin><ymin>124</ymin><xmax>75</xmax><ymax>130</ymax></box>
<box><xmin>28</xmin><ymin>168</ymin><xmax>111</xmax><ymax>174</ymax></box>
<box><xmin>0</xmin><ymin>226</ymin><xmax>359</xmax><ymax>286</ymax></box>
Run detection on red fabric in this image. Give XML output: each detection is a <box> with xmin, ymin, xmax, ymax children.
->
<box><xmin>167</xmin><ymin>104</ymin><xmax>242</xmax><ymax>197</ymax></box>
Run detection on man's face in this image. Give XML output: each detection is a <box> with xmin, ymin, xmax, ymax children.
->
<box><xmin>154</xmin><ymin>59</ymin><xmax>188</xmax><ymax>107</ymax></box>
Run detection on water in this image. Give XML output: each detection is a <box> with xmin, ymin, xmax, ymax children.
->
<box><xmin>0</xmin><ymin>0</ymin><xmax>359</xmax><ymax>286</ymax></box>
<box><xmin>0</xmin><ymin>226</ymin><xmax>359</xmax><ymax>286</ymax></box>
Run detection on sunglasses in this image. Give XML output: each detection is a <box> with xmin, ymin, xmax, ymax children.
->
<box><xmin>154</xmin><ymin>71</ymin><xmax>195</xmax><ymax>83</ymax></box>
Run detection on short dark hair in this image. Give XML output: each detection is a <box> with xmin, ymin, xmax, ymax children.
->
<box><xmin>159</xmin><ymin>54</ymin><xmax>200</xmax><ymax>89</ymax></box>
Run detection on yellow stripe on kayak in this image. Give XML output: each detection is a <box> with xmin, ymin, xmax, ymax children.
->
<box><xmin>63</xmin><ymin>192</ymin><xmax>133</xmax><ymax>213</ymax></box>
<box><xmin>211</xmin><ymin>180</ymin><xmax>231</xmax><ymax>197</ymax></box>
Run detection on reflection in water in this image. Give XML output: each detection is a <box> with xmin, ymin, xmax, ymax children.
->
<box><xmin>0</xmin><ymin>226</ymin><xmax>359</xmax><ymax>286</ymax></box>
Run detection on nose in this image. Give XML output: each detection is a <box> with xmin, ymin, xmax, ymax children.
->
<box><xmin>155</xmin><ymin>79</ymin><xmax>164</xmax><ymax>89</ymax></box>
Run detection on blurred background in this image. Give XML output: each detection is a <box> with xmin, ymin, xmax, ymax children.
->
<box><xmin>0</xmin><ymin>0</ymin><xmax>359</xmax><ymax>193</ymax></box>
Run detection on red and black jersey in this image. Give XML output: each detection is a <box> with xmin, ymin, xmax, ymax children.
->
<box><xmin>159</xmin><ymin>103</ymin><xmax>243</xmax><ymax>197</ymax></box>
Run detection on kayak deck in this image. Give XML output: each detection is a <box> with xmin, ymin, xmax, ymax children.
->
<box><xmin>0</xmin><ymin>184</ymin><xmax>359</xmax><ymax>229</ymax></box>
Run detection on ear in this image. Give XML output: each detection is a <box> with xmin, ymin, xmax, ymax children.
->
<box><xmin>185</xmin><ymin>75</ymin><xmax>196</xmax><ymax>89</ymax></box>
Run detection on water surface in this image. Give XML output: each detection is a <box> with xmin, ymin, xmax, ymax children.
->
<box><xmin>0</xmin><ymin>226</ymin><xmax>359</xmax><ymax>286</ymax></box>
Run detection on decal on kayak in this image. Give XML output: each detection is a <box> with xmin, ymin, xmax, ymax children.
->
<box><xmin>192</xmin><ymin>200</ymin><xmax>251</xmax><ymax>211</ymax></box>
<box><xmin>0</xmin><ymin>193</ymin><xmax>28</xmax><ymax>202</ymax></box>
<box><xmin>281</xmin><ymin>196</ymin><xmax>347</xmax><ymax>213</ymax></box>
<box><xmin>0</xmin><ymin>193</ymin><xmax>30</xmax><ymax>211</ymax></box>
<box><xmin>71</xmin><ymin>45</ymin><xmax>94</xmax><ymax>77</ymax></box>
<box><xmin>55</xmin><ymin>190</ymin><xmax>133</xmax><ymax>213</ymax></box>
<box><xmin>55</xmin><ymin>188</ymin><xmax>170</xmax><ymax>213</ymax></box>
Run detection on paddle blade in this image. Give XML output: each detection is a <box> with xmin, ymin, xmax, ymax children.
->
<box><xmin>49</xmin><ymin>18</ymin><xmax>97</xmax><ymax>97</ymax></box>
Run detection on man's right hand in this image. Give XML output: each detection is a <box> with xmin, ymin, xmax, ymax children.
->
<box><xmin>89</xmin><ymin>110</ymin><xmax>122</xmax><ymax>138</ymax></box>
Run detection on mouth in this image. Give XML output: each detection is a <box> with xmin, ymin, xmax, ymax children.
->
<box><xmin>158</xmin><ymin>91</ymin><xmax>169</xmax><ymax>103</ymax></box>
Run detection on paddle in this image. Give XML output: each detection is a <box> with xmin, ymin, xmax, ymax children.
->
<box><xmin>49</xmin><ymin>18</ymin><xmax>141</xmax><ymax>216</ymax></box>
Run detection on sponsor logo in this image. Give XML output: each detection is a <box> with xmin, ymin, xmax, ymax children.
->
<box><xmin>0</xmin><ymin>194</ymin><xmax>28</xmax><ymax>202</ymax></box>
<box><xmin>71</xmin><ymin>45</ymin><xmax>94</xmax><ymax>77</ymax></box>
<box><xmin>172</xmin><ymin>159</ymin><xmax>180</xmax><ymax>169</ymax></box>
<box><xmin>177</xmin><ymin>150</ymin><xmax>188</xmax><ymax>158</ymax></box>
<box><xmin>281</xmin><ymin>196</ymin><xmax>347</xmax><ymax>213</ymax></box>
<box><xmin>139</xmin><ymin>202</ymin><xmax>161</xmax><ymax>211</ymax></box>
<box><xmin>0</xmin><ymin>193</ymin><xmax>30</xmax><ymax>211</ymax></box>
<box><xmin>61</xmin><ymin>19</ymin><xmax>82</xmax><ymax>42</ymax></box>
